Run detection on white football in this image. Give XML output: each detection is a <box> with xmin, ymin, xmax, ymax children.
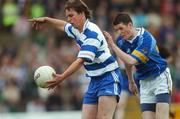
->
<box><xmin>34</xmin><ymin>66</ymin><xmax>56</xmax><ymax>88</ymax></box>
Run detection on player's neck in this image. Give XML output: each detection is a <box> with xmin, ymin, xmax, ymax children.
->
<box><xmin>78</xmin><ymin>24</ymin><xmax>84</xmax><ymax>32</ymax></box>
<box><xmin>133</xmin><ymin>28</ymin><xmax>139</xmax><ymax>38</ymax></box>
<box><xmin>128</xmin><ymin>28</ymin><xmax>138</xmax><ymax>41</ymax></box>
<box><xmin>78</xmin><ymin>18</ymin><xmax>87</xmax><ymax>33</ymax></box>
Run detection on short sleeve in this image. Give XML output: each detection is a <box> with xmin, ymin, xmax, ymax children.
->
<box><xmin>78</xmin><ymin>38</ymin><xmax>101</xmax><ymax>62</ymax></box>
<box><xmin>131</xmin><ymin>36</ymin><xmax>152</xmax><ymax>64</ymax></box>
<box><xmin>64</xmin><ymin>23</ymin><xmax>76</xmax><ymax>39</ymax></box>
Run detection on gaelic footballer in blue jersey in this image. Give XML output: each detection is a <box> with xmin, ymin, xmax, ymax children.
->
<box><xmin>29</xmin><ymin>0</ymin><xmax>123</xmax><ymax>119</ymax></box>
<box><xmin>104</xmin><ymin>13</ymin><xmax>172</xmax><ymax>119</ymax></box>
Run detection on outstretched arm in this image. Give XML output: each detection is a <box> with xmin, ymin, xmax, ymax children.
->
<box><xmin>29</xmin><ymin>17</ymin><xmax>67</xmax><ymax>31</ymax></box>
<box><xmin>103</xmin><ymin>31</ymin><xmax>137</xmax><ymax>66</ymax></box>
<box><xmin>46</xmin><ymin>58</ymin><xmax>84</xmax><ymax>90</ymax></box>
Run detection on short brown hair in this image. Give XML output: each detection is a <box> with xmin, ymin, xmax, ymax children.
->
<box><xmin>65</xmin><ymin>0</ymin><xmax>92</xmax><ymax>19</ymax></box>
<box><xmin>113</xmin><ymin>13</ymin><xmax>133</xmax><ymax>25</ymax></box>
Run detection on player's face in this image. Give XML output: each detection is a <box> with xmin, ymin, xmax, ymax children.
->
<box><xmin>65</xmin><ymin>8</ymin><xmax>85</xmax><ymax>30</ymax></box>
<box><xmin>113</xmin><ymin>23</ymin><xmax>133</xmax><ymax>40</ymax></box>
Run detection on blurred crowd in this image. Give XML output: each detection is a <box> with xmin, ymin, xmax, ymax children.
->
<box><xmin>0</xmin><ymin>0</ymin><xmax>180</xmax><ymax>112</ymax></box>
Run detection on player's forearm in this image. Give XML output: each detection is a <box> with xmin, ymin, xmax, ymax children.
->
<box><xmin>61</xmin><ymin>58</ymin><xmax>84</xmax><ymax>80</ymax></box>
<box><xmin>125</xmin><ymin>64</ymin><xmax>134</xmax><ymax>83</ymax></box>
<box><xmin>117</xmin><ymin>57</ymin><xmax>125</xmax><ymax>69</ymax></box>
<box><xmin>111</xmin><ymin>43</ymin><xmax>137</xmax><ymax>65</ymax></box>
<box><xmin>45</xmin><ymin>17</ymin><xmax>67</xmax><ymax>31</ymax></box>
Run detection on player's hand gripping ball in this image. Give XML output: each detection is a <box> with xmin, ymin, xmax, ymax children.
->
<box><xmin>34</xmin><ymin>66</ymin><xmax>56</xmax><ymax>88</ymax></box>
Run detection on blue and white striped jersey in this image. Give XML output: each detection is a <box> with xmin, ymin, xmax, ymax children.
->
<box><xmin>64</xmin><ymin>19</ymin><xmax>119</xmax><ymax>77</ymax></box>
<box><xmin>116</xmin><ymin>28</ymin><xmax>167</xmax><ymax>80</ymax></box>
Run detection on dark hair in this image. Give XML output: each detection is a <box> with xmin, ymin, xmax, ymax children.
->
<box><xmin>113</xmin><ymin>13</ymin><xmax>133</xmax><ymax>25</ymax></box>
<box><xmin>65</xmin><ymin>0</ymin><xmax>92</xmax><ymax>19</ymax></box>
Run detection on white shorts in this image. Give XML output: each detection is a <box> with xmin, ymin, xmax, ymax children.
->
<box><xmin>139</xmin><ymin>68</ymin><xmax>172</xmax><ymax>104</ymax></box>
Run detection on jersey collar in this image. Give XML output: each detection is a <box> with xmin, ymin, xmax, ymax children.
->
<box><xmin>127</xmin><ymin>27</ymin><xmax>145</xmax><ymax>43</ymax></box>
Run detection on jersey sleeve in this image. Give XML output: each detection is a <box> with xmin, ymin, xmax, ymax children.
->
<box><xmin>64</xmin><ymin>23</ymin><xmax>76</xmax><ymax>39</ymax></box>
<box><xmin>77</xmin><ymin>38</ymin><xmax>101</xmax><ymax>62</ymax></box>
<box><xmin>131</xmin><ymin>36</ymin><xmax>152</xmax><ymax>64</ymax></box>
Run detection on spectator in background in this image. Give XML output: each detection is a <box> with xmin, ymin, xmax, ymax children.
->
<box><xmin>157</xmin><ymin>43</ymin><xmax>173</xmax><ymax>64</ymax></box>
<box><xmin>2</xmin><ymin>0</ymin><xmax>18</xmax><ymax>31</ymax></box>
<box><xmin>30</xmin><ymin>0</ymin><xmax>45</xmax><ymax>18</ymax></box>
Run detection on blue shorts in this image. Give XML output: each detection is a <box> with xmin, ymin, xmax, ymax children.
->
<box><xmin>83</xmin><ymin>68</ymin><xmax>122</xmax><ymax>104</ymax></box>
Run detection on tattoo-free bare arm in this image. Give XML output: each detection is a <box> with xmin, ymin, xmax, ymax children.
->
<box><xmin>29</xmin><ymin>17</ymin><xmax>67</xmax><ymax>31</ymax></box>
<box><xmin>61</xmin><ymin>58</ymin><xmax>84</xmax><ymax>80</ymax></box>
